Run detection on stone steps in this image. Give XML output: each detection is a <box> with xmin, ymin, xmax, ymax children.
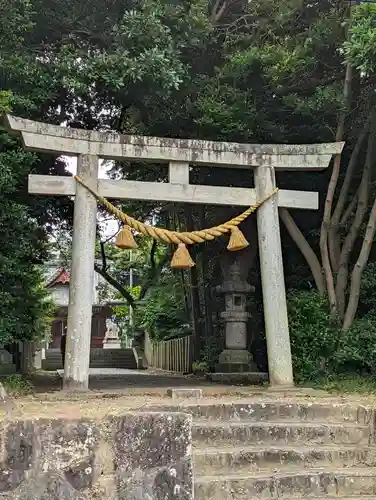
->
<box><xmin>192</xmin><ymin>420</ymin><xmax>370</xmax><ymax>446</ymax></box>
<box><xmin>42</xmin><ymin>348</ymin><xmax>137</xmax><ymax>371</ymax></box>
<box><xmin>194</xmin><ymin>467</ymin><xmax>376</xmax><ymax>499</ymax></box>
<box><xmin>181</xmin><ymin>401</ymin><xmax>372</xmax><ymax>424</ymax></box>
<box><xmin>193</xmin><ymin>444</ymin><xmax>375</xmax><ymax>474</ymax></box>
<box><xmin>190</xmin><ymin>401</ymin><xmax>376</xmax><ymax>500</ymax></box>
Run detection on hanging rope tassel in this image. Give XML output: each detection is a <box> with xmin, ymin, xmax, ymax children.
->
<box><xmin>227</xmin><ymin>226</ymin><xmax>249</xmax><ymax>252</ymax></box>
<box><xmin>171</xmin><ymin>243</ymin><xmax>195</xmax><ymax>269</ymax></box>
<box><xmin>115</xmin><ymin>226</ymin><xmax>139</xmax><ymax>250</ymax></box>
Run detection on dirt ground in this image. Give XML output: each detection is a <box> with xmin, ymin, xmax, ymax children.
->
<box><xmin>3</xmin><ymin>369</ymin><xmax>376</xmax><ymax>420</ymax></box>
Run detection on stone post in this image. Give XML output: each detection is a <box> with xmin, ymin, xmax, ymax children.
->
<box><xmin>21</xmin><ymin>341</ymin><xmax>35</xmax><ymax>374</ymax></box>
<box><xmin>64</xmin><ymin>154</ymin><xmax>98</xmax><ymax>391</ymax></box>
<box><xmin>33</xmin><ymin>347</ymin><xmax>42</xmax><ymax>369</ymax></box>
<box><xmin>255</xmin><ymin>165</ymin><xmax>294</xmax><ymax>387</ymax></box>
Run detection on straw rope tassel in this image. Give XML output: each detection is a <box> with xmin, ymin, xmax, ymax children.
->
<box><xmin>115</xmin><ymin>226</ymin><xmax>138</xmax><ymax>250</ymax></box>
<box><xmin>227</xmin><ymin>226</ymin><xmax>249</xmax><ymax>252</ymax></box>
<box><xmin>171</xmin><ymin>244</ymin><xmax>195</xmax><ymax>269</ymax></box>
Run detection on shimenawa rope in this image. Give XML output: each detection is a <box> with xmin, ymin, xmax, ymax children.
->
<box><xmin>74</xmin><ymin>175</ymin><xmax>278</xmax><ymax>245</ymax></box>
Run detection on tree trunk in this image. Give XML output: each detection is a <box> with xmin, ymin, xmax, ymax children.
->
<box><xmin>335</xmin><ymin>114</ymin><xmax>376</xmax><ymax>318</ymax></box>
<box><xmin>198</xmin><ymin>205</ymin><xmax>214</xmax><ymax>350</ymax></box>
<box><xmin>328</xmin><ymin>111</ymin><xmax>372</xmax><ymax>270</ymax></box>
<box><xmin>188</xmin><ymin>249</ymin><xmax>202</xmax><ymax>362</ymax></box>
<box><xmin>211</xmin><ymin>0</ymin><xmax>240</xmax><ymax>22</ymax></box>
<box><xmin>340</xmin><ymin>188</ymin><xmax>358</xmax><ymax>227</ymax></box>
<box><xmin>184</xmin><ymin>207</ymin><xmax>202</xmax><ymax>361</ymax></box>
<box><xmin>180</xmin><ymin>270</ymin><xmax>191</xmax><ymax>320</ymax></box>
<box><xmin>320</xmin><ymin>63</ymin><xmax>353</xmax><ymax>316</ymax></box>
<box><xmin>21</xmin><ymin>341</ymin><xmax>35</xmax><ymax>375</ymax></box>
<box><xmin>343</xmin><ymin>195</ymin><xmax>376</xmax><ymax>330</ymax></box>
<box><xmin>280</xmin><ymin>208</ymin><xmax>325</xmax><ymax>295</ymax></box>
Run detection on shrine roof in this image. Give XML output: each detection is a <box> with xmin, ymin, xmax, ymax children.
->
<box><xmin>45</xmin><ymin>268</ymin><xmax>70</xmax><ymax>288</ymax></box>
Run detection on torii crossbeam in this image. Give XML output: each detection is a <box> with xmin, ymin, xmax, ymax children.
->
<box><xmin>5</xmin><ymin>115</ymin><xmax>344</xmax><ymax>390</ymax></box>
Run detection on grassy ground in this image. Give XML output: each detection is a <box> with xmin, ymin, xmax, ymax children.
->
<box><xmin>312</xmin><ymin>374</ymin><xmax>376</xmax><ymax>394</ymax></box>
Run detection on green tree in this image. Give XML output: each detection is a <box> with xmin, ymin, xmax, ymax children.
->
<box><xmin>0</xmin><ymin>0</ymin><xmax>208</xmax><ymax>347</ymax></box>
<box><xmin>0</xmin><ymin>133</ymin><xmax>52</xmax><ymax>346</ymax></box>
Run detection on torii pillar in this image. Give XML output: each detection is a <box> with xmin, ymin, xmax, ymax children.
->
<box><xmin>5</xmin><ymin>115</ymin><xmax>344</xmax><ymax>390</ymax></box>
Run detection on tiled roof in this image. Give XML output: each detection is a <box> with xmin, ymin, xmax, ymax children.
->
<box><xmin>45</xmin><ymin>268</ymin><xmax>70</xmax><ymax>288</ymax></box>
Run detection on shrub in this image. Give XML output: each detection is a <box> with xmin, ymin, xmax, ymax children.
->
<box><xmin>358</xmin><ymin>262</ymin><xmax>376</xmax><ymax>315</ymax></box>
<box><xmin>335</xmin><ymin>315</ymin><xmax>376</xmax><ymax>375</ymax></box>
<box><xmin>135</xmin><ymin>275</ymin><xmax>189</xmax><ymax>341</ymax></box>
<box><xmin>1</xmin><ymin>375</ymin><xmax>33</xmax><ymax>396</ymax></box>
<box><xmin>287</xmin><ymin>289</ymin><xmax>376</xmax><ymax>383</ymax></box>
<box><xmin>287</xmin><ymin>290</ymin><xmax>338</xmax><ymax>382</ymax></box>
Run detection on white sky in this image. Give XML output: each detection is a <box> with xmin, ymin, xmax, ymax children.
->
<box><xmin>63</xmin><ymin>156</ymin><xmax>119</xmax><ymax>238</ymax></box>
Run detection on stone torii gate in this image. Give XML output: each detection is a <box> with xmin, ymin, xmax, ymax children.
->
<box><xmin>5</xmin><ymin>115</ymin><xmax>343</xmax><ymax>390</ymax></box>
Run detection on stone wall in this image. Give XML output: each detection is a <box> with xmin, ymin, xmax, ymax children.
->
<box><xmin>0</xmin><ymin>412</ymin><xmax>192</xmax><ymax>499</ymax></box>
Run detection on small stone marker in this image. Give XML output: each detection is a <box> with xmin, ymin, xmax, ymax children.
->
<box><xmin>0</xmin><ymin>382</ymin><xmax>15</xmax><ymax>415</ymax></box>
<box><xmin>0</xmin><ymin>382</ymin><xmax>6</xmax><ymax>400</ymax></box>
<box><xmin>167</xmin><ymin>388</ymin><xmax>203</xmax><ymax>399</ymax></box>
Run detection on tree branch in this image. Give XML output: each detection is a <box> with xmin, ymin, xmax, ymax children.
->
<box><xmin>339</xmin><ymin>189</ymin><xmax>358</xmax><ymax>227</ymax></box>
<box><xmin>100</xmin><ymin>241</ymin><xmax>107</xmax><ymax>272</ymax></box>
<box><xmin>150</xmin><ymin>239</ymin><xmax>157</xmax><ymax>271</ymax></box>
<box><xmin>138</xmin><ymin>243</ymin><xmax>170</xmax><ymax>301</ymax></box>
<box><xmin>272</xmin><ymin>77</ymin><xmax>338</xmax><ymax>96</ymax></box>
<box><xmin>94</xmin><ymin>263</ymin><xmax>136</xmax><ymax>309</ymax></box>
<box><xmin>280</xmin><ymin>208</ymin><xmax>325</xmax><ymax>295</ymax></box>
<box><xmin>95</xmin><ymin>239</ymin><xmax>136</xmax><ymax>308</ymax></box>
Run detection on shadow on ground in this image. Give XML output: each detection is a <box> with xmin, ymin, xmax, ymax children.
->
<box><xmin>26</xmin><ymin>369</ymin><xmax>215</xmax><ymax>393</ymax></box>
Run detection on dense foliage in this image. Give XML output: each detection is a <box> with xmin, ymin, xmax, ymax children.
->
<box><xmin>0</xmin><ymin>133</ymin><xmax>52</xmax><ymax>345</ymax></box>
<box><xmin>288</xmin><ymin>291</ymin><xmax>338</xmax><ymax>383</ymax></box>
<box><xmin>288</xmin><ymin>282</ymin><xmax>376</xmax><ymax>383</ymax></box>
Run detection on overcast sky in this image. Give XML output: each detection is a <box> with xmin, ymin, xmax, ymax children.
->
<box><xmin>63</xmin><ymin>156</ymin><xmax>119</xmax><ymax>238</ymax></box>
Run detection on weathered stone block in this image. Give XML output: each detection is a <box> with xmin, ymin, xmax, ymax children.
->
<box><xmin>210</xmin><ymin>371</ymin><xmax>268</xmax><ymax>384</ymax></box>
<box><xmin>192</xmin><ymin>421</ymin><xmax>369</xmax><ymax>447</ymax></box>
<box><xmin>113</xmin><ymin>412</ymin><xmax>192</xmax><ymax>500</ymax></box>
<box><xmin>0</xmin><ymin>382</ymin><xmax>15</xmax><ymax>415</ymax></box>
<box><xmin>0</xmin><ymin>411</ymin><xmax>193</xmax><ymax>499</ymax></box>
<box><xmin>166</xmin><ymin>388</ymin><xmax>202</xmax><ymax>399</ymax></box>
<box><xmin>194</xmin><ymin>445</ymin><xmax>376</xmax><ymax>476</ymax></box>
<box><xmin>0</xmin><ymin>421</ymin><xmax>34</xmax><ymax>493</ymax></box>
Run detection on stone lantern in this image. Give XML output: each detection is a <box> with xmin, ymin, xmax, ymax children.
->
<box><xmin>212</xmin><ymin>249</ymin><xmax>267</xmax><ymax>383</ymax></box>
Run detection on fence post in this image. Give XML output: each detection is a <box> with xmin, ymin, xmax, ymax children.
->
<box><xmin>143</xmin><ymin>335</ymin><xmax>193</xmax><ymax>373</ymax></box>
<box><xmin>172</xmin><ymin>340</ymin><xmax>175</xmax><ymax>371</ymax></box>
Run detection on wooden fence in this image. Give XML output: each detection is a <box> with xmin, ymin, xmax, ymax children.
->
<box><xmin>144</xmin><ymin>332</ymin><xmax>193</xmax><ymax>373</ymax></box>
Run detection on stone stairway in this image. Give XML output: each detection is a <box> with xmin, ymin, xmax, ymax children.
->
<box><xmin>187</xmin><ymin>401</ymin><xmax>376</xmax><ymax>499</ymax></box>
<box><xmin>42</xmin><ymin>347</ymin><xmax>138</xmax><ymax>370</ymax></box>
